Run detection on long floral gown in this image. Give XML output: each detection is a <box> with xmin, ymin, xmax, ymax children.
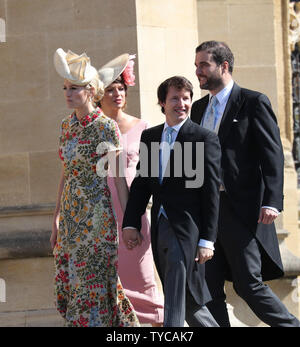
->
<box><xmin>53</xmin><ymin>108</ymin><xmax>139</xmax><ymax>327</ymax></box>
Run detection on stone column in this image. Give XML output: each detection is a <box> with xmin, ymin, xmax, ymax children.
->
<box><xmin>135</xmin><ymin>0</ymin><xmax>200</xmax><ymax>125</ymax></box>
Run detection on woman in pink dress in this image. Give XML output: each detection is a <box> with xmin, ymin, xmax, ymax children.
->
<box><xmin>98</xmin><ymin>54</ymin><xmax>164</xmax><ymax>326</ymax></box>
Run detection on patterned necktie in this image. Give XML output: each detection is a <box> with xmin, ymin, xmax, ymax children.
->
<box><xmin>159</xmin><ymin>127</ymin><xmax>175</xmax><ymax>183</ymax></box>
<box><xmin>166</xmin><ymin>126</ymin><xmax>174</xmax><ymax>145</ymax></box>
<box><xmin>202</xmin><ymin>95</ymin><xmax>218</xmax><ymax>131</ymax></box>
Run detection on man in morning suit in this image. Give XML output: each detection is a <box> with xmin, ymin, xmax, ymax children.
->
<box><xmin>191</xmin><ymin>40</ymin><xmax>300</xmax><ymax>327</ymax></box>
<box><xmin>122</xmin><ymin>76</ymin><xmax>221</xmax><ymax>327</ymax></box>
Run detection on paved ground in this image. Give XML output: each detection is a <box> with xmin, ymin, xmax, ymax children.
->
<box><xmin>0</xmin><ymin>306</ymin><xmax>250</xmax><ymax>327</ymax></box>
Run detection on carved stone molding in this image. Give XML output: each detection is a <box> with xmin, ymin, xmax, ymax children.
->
<box><xmin>284</xmin><ymin>149</ymin><xmax>296</xmax><ymax>169</ymax></box>
<box><xmin>0</xmin><ymin>204</ymin><xmax>55</xmax><ymax>218</ymax></box>
<box><xmin>289</xmin><ymin>2</ymin><xmax>300</xmax><ymax>52</ymax></box>
<box><xmin>0</xmin><ymin>229</ymin><xmax>51</xmax><ymax>260</ymax></box>
<box><xmin>277</xmin><ymin>228</ymin><xmax>300</xmax><ymax>277</ymax></box>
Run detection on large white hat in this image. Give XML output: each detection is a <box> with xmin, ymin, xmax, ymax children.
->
<box><xmin>54</xmin><ymin>48</ymin><xmax>99</xmax><ymax>86</ymax></box>
<box><xmin>98</xmin><ymin>53</ymin><xmax>136</xmax><ymax>88</ymax></box>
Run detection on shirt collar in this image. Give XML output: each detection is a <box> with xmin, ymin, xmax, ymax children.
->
<box><xmin>209</xmin><ymin>79</ymin><xmax>234</xmax><ymax>106</ymax></box>
<box><xmin>164</xmin><ymin>115</ymin><xmax>189</xmax><ymax>133</ymax></box>
<box><xmin>69</xmin><ymin>108</ymin><xmax>103</xmax><ymax>128</ymax></box>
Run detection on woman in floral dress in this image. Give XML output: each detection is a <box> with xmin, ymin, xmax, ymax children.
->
<box><xmin>50</xmin><ymin>48</ymin><xmax>139</xmax><ymax>327</ymax></box>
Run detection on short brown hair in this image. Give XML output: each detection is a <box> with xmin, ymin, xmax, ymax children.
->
<box><xmin>196</xmin><ymin>41</ymin><xmax>234</xmax><ymax>74</ymax></box>
<box><xmin>157</xmin><ymin>76</ymin><xmax>193</xmax><ymax>114</ymax></box>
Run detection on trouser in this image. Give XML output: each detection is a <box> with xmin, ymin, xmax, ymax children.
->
<box><xmin>205</xmin><ymin>192</ymin><xmax>300</xmax><ymax>327</ymax></box>
<box><xmin>157</xmin><ymin>215</ymin><xmax>219</xmax><ymax>327</ymax></box>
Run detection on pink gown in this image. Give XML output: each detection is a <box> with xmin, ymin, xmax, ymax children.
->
<box><xmin>108</xmin><ymin>119</ymin><xmax>164</xmax><ymax>324</ymax></box>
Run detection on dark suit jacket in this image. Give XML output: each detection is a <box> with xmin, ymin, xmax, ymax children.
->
<box><xmin>122</xmin><ymin>117</ymin><xmax>221</xmax><ymax>305</ymax></box>
<box><xmin>191</xmin><ymin>82</ymin><xmax>284</xmax><ymax>280</ymax></box>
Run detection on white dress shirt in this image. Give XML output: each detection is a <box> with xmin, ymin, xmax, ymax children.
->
<box><xmin>201</xmin><ymin>79</ymin><xmax>234</xmax><ymax>133</ymax></box>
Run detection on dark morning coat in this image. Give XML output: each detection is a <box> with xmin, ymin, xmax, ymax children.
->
<box><xmin>191</xmin><ymin>82</ymin><xmax>284</xmax><ymax>280</ymax></box>
<box><xmin>122</xmin><ymin>117</ymin><xmax>221</xmax><ymax>305</ymax></box>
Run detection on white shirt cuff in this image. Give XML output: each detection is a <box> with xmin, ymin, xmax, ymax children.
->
<box><xmin>261</xmin><ymin>206</ymin><xmax>280</xmax><ymax>214</ymax></box>
<box><xmin>198</xmin><ymin>239</ymin><xmax>215</xmax><ymax>250</ymax></box>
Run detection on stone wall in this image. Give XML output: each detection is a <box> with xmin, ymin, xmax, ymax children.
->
<box><xmin>135</xmin><ymin>0</ymin><xmax>200</xmax><ymax>125</ymax></box>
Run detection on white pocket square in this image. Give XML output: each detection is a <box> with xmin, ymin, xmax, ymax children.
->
<box><xmin>233</xmin><ymin>119</ymin><xmax>238</xmax><ymax>122</ymax></box>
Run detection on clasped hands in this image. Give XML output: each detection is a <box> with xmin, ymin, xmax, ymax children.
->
<box><xmin>122</xmin><ymin>227</ymin><xmax>213</xmax><ymax>264</ymax></box>
<box><xmin>122</xmin><ymin>228</ymin><xmax>143</xmax><ymax>250</ymax></box>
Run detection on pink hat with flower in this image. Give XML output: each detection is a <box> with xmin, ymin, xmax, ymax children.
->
<box><xmin>98</xmin><ymin>53</ymin><xmax>136</xmax><ymax>88</ymax></box>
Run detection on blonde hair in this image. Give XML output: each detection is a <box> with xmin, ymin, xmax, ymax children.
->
<box><xmin>86</xmin><ymin>74</ymin><xmax>105</xmax><ymax>105</ymax></box>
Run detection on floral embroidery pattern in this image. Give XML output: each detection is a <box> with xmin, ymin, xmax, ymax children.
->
<box><xmin>54</xmin><ymin>108</ymin><xmax>139</xmax><ymax>327</ymax></box>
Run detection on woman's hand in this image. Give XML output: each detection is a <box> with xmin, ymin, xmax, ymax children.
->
<box><xmin>122</xmin><ymin>228</ymin><xmax>143</xmax><ymax>250</ymax></box>
<box><xmin>50</xmin><ymin>218</ymin><xmax>59</xmax><ymax>250</ymax></box>
<box><xmin>51</xmin><ymin>165</ymin><xmax>65</xmax><ymax>250</ymax></box>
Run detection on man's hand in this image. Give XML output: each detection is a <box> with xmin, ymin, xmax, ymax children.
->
<box><xmin>122</xmin><ymin>228</ymin><xmax>143</xmax><ymax>250</ymax></box>
<box><xmin>195</xmin><ymin>246</ymin><xmax>214</xmax><ymax>264</ymax></box>
<box><xmin>258</xmin><ymin>207</ymin><xmax>279</xmax><ymax>225</ymax></box>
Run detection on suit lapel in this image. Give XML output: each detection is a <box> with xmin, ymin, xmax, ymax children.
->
<box><xmin>162</xmin><ymin>118</ymin><xmax>193</xmax><ymax>184</ymax></box>
<box><xmin>147</xmin><ymin>124</ymin><xmax>164</xmax><ymax>185</ymax></box>
<box><xmin>192</xmin><ymin>83</ymin><xmax>245</xmax><ymax>145</ymax></box>
<box><xmin>218</xmin><ymin>83</ymin><xmax>244</xmax><ymax>145</ymax></box>
<box><xmin>193</xmin><ymin>94</ymin><xmax>209</xmax><ymax>125</ymax></box>
<box><xmin>151</xmin><ymin>123</ymin><xmax>164</xmax><ymax>143</ymax></box>
<box><xmin>175</xmin><ymin>117</ymin><xmax>193</xmax><ymax>143</ymax></box>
